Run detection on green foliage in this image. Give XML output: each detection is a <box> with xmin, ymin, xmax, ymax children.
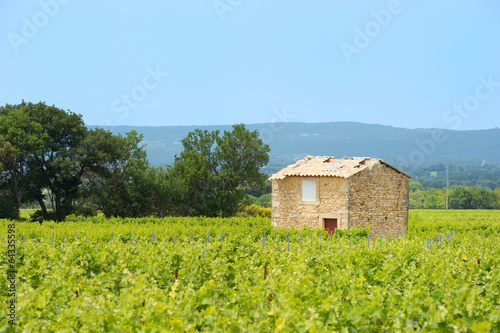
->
<box><xmin>0</xmin><ymin>136</ymin><xmax>13</xmax><ymax>174</ymax></box>
<box><xmin>407</xmin><ymin>163</ymin><xmax>500</xmax><ymax>190</ymax></box>
<box><xmin>0</xmin><ymin>102</ymin><xmax>272</xmax><ymax>220</ymax></box>
<box><xmin>0</xmin><ymin>102</ymin><xmax>178</xmax><ymax>220</ymax></box>
<box><xmin>409</xmin><ymin>180</ymin><xmax>424</xmax><ymax>193</ymax></box>
<box><xmin>85</xmin><ymin>130</ymin><xmax>155</xmax><ymax>218</ymax></box>
<box><xmin>410</xmin><ymin>186</ymin><xmax>499</xmax><ymax>209</ymax></box>
<box><xmin>172</xmin><ymin>124</ymin><xmax>270</xmax><ymax>217</ymax></box>
<box><xmin>29</xmin><ymin>209</ymin><xmax>58</xmax><ymax>222</ymax></box>
<box><xmin>255</xmin><ymin>193</ymin><xmax>271</xmax><ymax>208</ymax></box>
<box><xmin>0</xmin><ymin>105</ymin><xmax>46</xmax><ymax>219</ymax></box>
<box><xmin>244</xmin><ymin>180</ymin><xmax>272</xmax><ymax>198</ymax></box>
<box><xmin>244</xmin><ymin>193</ymin><xmax>271</xmax><ymax>208</ymax></box>
<box><xmin>147</xmin><ymin>166</ymin><xmax>182</xmax><ymax>218</ymax></box>
<box><xmin>19</xmin><ymin>209</ymin><xmax>38</xmax><ymax>219</ymax></box>
<box><xmin>449</xmin><ymin>186</ymin><xmax>499</xmax><ymax>209</ymax></box>
<box><xmin>409</xmin><ymin>188</ymin><xmax>446</xmax><ymax>209</ymax></box>
<box><xmin>0</xmin><ymin>101</ymin><xmax>90</xmax><ymax>220</ymax></box>
<box><xmin>2</xmin><ymin>210</ymin><xmax>500</xmax><ymax>331</ymax></box>
<box><xmin>0</xmin><ymin>190</ymin><xmax>16</xmax><ymax>219</ymax></box>
<box><xmin>0</xmin><ymin>137</ymin><xmax>16</xmax><ymax>218</ymax></box>
<box><xmin>243</xmin><ymin>194</ymin><xmax>258</xmax><ymax>206</ymax></box>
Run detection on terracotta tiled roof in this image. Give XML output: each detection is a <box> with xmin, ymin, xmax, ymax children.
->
<box><xmin>269</xmin><ymin>156</ymin><xmax>411</xmax><ymax>180</ymax></box>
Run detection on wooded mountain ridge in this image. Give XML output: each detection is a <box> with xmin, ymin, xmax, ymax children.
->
<box><xmin>95</xmin><ymin>121</ymin><xmax>500</xmax><ymax>175</ymax></box>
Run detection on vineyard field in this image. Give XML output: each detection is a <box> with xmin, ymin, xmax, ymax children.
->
<box><xmin>1</xmin><ymin>210</ymin><xmax>500</xmax><ymax>332</ymax></box>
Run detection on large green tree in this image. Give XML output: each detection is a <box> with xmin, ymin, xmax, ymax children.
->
<box><xmin>84</xmin><ymin>130</ymin><xmax>154</xmax><ymax>218</ymax></box>
<box><xmin>449</xmin><ymin>186</ymin><xmax>498</xmax><ymax>209</ymax></box>
<box><xmin>25</xmin><ymin>102</ymin><xmax>89</xmax><ymax>221</ymax></box>
<box><xmin>172</xmin><ymin>124</ymin><xmax>270</xmax><ymax>217</ymax></box>
<box><xmin>0</xmin><ymin>137</ymin><xmax>18</xmax><ymax>219</ymax></box>
<box><xmin>148</xmin><ymin>166</ymin><xmax>182</xmax><ymax>218</ymax></box>
<box><xmin>0</xmin><ymin>103</ymin><xmax>47</xmax><ymax>218</ymax></box>
<box><xmin>0</xmin><ymin>137</ymin><xmax>12</xmax><ymax>174</ymax></box>
<box><xmin>1</xmin><ymin>102</ymin><xmax>272</xmax><ymax>220</ymax></box>
<box><xmin>0</xmin><ymin>101</ymin><xmax>127</xmax><ymax>220</ymax></box>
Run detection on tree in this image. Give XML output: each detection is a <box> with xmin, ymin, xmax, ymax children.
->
<box><xmin>255</xmin><ymin>193</ymin><xmax>272</xmax><ymax>208</ymax></box>
<box><xmin>0</xmin><ymin>102</ymin><xmax>47</xmax><ymax>219</ymax></box>
<box><xmin>0</xmin><ymin>101</ymin><xmax>117</xmax><ymax>221</ymax></box>
<box><xmin>85</xmin><ymin>130</ymin><xmax>154</xmax><ymax>218</ymax></box>
<box><xmin>409</xmin><ymin>181</ymin><xmax>424</xmax><ymax>193</ymax></box>
<box><xmin>172</xmin><ymin>124</ymin><xmax>270</xmax><ymax>217</ymax></box>
<box><xmin>409</xmin><ymin>190</ymin><xmax>425</xmax><ymax>209</ymax></box>
<box><xmin>147</xmin><ymin>166</ymin><xmax>182</xmax><ymax>218</ymax></box>
<box><xmin>449</xmin><ymin>186</ymin><xmax>498</xmax><ymax>209</ymax></box>
<box><xmin>423</xmin><ymin>188</ymin><xmax>445</xmax><ymax>209</ymax></box>
<box><xmin>0</xmin><ymin>135</ymin><xmax>13</xmax><ymax>173</ymax></box>
<box><xmin>26</xmin><ymin>102</ymin><xmax>88</xmax><ymax>221</ymax></box>
<box><xmin>476</xmin><ymin>179</ymin><xmax>496</xmax><ymax>191</ymax></box>
<box><xmin>410</xmin><ymin>186</ymin><xmax>499</xmax><ymax>210</ymax></box>
<box><xmin>75</xmin><ymin>128</ymin><xmax>133</xmax><ymax>215</ymax></box>
<box><xmin>244</xmin><ymin>179</ymin><xmax>272</xmax><ymax>197</ymax></box>
<box><xmin>495</xmin><ymin>188</ymin><xmax>500</xmax><ymax>209</ymax></box>
<box><xmin>0</xmin><ymin>137</ymin><xmax>17</xmax><ymax>219</ymax></box>
<box><xmin>473</xmin><ymin>187</ymin><xmax>498</xmax><ymax>209</ymax></box>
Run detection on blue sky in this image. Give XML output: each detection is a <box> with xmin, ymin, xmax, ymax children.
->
<box><xmin>1</xmin><ymin>0</ymin><xmax>499</xmax><ymax>130</ymax></box>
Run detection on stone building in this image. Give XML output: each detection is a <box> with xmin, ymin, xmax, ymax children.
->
<box><xmin>269</xmin><ymin>156</ymin><xmax>411</xmax><ymax>235</ymax></box>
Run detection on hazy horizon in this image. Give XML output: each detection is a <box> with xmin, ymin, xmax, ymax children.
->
<box><xmin>91</xmin><ymin>120</ymin><xmax>500</xmax><ymax>132</ymax></box>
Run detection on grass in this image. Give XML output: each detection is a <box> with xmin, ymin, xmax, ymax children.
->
<box><xmin>19</xmin><ymin>208</ymin><xmax>38</xmax><ymax>219</ymax></box>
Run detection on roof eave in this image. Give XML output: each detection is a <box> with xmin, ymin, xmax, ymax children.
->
<box><xmin>379</xmin><ymin>161</ymin><xmax>413</xmax><ymax>179</ymax></box>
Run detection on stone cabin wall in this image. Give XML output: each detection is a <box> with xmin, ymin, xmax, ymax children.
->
<box><xmin>347</xmin><ymin>163</ymin><xmax>410</xmax><ymax>237</ymax></box>
<box><xmin>271</xmin><ymin>176</ymin><xmax>349</xmax><ymax>229</ymax></box>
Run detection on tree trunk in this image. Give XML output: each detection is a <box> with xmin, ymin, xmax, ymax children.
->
<box><xmin>14</xmin><ymin>198</ymin><xmax>20</xmax><ymax>220</ymax></box>
<box><xmin>36</xmin><ymin>197</ymin><xmax>49</xmax><ymax>219</ymax></box>
<box><xmin>13</xmin><ymin>174</ymin><xmax>21</xmax><ymax>220</ymax></box>
<box><xmin>55</xmin><ymin>196</ymin><xmax>65</xmax><ymax>222</ymax></box>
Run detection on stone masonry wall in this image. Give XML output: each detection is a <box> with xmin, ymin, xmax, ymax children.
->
<box><xmin>347</xmin><ymin>163</ymin><xmax>410</xmax><ymax>238</ymax></box>
<box><xmin>271</xmin><ymin>176</ymin><xmax>349</xmax><ymax>229</ymax></box>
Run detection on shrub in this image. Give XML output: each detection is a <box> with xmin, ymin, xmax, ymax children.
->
<box><xmin>237</xmin><ymin>204</ymin><xmax>271</xmax><ymax>218</ymax></box>
<box><xmin>30</xmin><ymin>210</ymin><xmax>58</xmax><ymax>223</ymax></box>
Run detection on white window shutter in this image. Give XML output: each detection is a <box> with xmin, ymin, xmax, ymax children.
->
<box><xmin>302</xmin><ymin>180</ymin><xmax>316</xmax><ymax>201</ymax></box>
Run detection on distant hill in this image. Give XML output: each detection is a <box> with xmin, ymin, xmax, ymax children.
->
<box><xmin>93</xmin><ymin>122</ymin><xmax>500</xmax><ymax>175</ymax></box>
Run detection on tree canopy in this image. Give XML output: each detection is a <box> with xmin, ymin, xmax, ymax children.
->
<box><xmin>409</xmin><ymin>185</ymin><xmax>500</xmax><ymax>210</ymax></box>
<box><xmin>0</xmin><ymin>102</ymin><xmax>271</xmax><ymax>220</ymax></box>
<box><xmin>0</xmin><ymin>102</ymin><xmax>154</xmax><ymax>220</ymax></box>
<box><xmin>172</xmin><ymin>124</ymin><xmax>270</xmax><ymax>217</ymax></box>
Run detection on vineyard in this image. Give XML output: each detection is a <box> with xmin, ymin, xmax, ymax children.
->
<box><xmin>1</xmin><ymin>210</ymin><xmax>500</xmax><ymax>332</ymax></box>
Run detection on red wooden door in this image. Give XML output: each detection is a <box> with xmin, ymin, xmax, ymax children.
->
<box><xmin>324</xmin><ymin>218</ymin><xmax>338</xmax><ymax>235</ymax></box>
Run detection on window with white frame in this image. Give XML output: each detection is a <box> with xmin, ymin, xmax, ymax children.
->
<box><xmin>302</xmin><ymin>179</ymin><xmax>316</xmax><ymax>201</ymax></box>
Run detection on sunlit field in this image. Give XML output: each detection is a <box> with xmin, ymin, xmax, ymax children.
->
<box><xmin>1</xmin><ymin>210</ymin><xmax>499</xmax><ymax>332</ymax></box>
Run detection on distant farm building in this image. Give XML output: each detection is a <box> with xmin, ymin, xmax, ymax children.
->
<box><xmin>269</xmin><ymin>156</ymin><xmax>411</xmax><ymax>235</ymax></box>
